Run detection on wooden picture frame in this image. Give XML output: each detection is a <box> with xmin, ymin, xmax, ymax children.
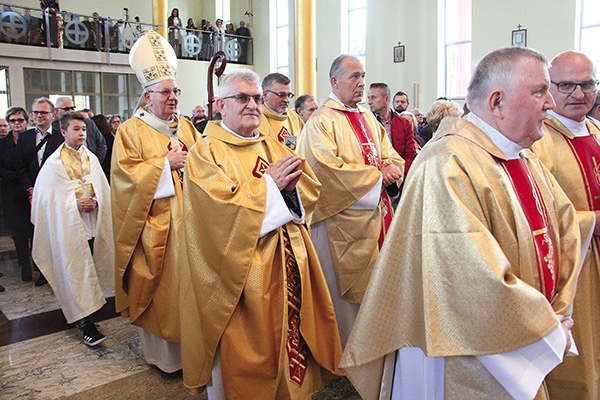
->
<box><xmin>394</xmin><ymin>45</ymin><xmax>405</xmax><ymax>63</ymax></box>
<box><xmin>512</xmin><ymin>29</ymin><xmax>527</xmax><ymax>47</ymax></box>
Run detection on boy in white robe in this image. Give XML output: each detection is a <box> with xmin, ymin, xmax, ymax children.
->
<box><xmin>32</xmin><ymin>112</ymin><xmax>114</xmax><ymax>347</ymax></box>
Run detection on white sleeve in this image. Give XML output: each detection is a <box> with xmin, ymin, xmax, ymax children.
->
<box><xmin>348</xmin><ymin>174</ymin><xmax>382</xmax><ymax>210</ymax></box>
<box><xmin>260</xmin><ymin>174</ymin><xmax>298</xmax><ymax>237</ymax></box>
<box><xmin>153</xmin><ymin>157</ymin><xmax>176</xmax><ymax>200</ymax></box>
<box><xmin>477</xmin><ymin>323</ymin><xmax>566</xmax><ymax>400</ymax></box>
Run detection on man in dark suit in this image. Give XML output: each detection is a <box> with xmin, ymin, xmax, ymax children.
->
<box><xmin>52</xmin><ymin>97</ymin><xmax>106</xmax><ymax>162</ymax></box>
<box><xmin>15</xmin><ymin>97</ymin><xmax>64</xmax><ymax>286</ymax></box>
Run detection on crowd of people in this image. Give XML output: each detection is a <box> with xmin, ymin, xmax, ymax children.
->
<box><xmin>3</xmin><ymin>26</ymin><xmax>600</xmax><ymax>399</ymax></box>
<box><xmin>167</xmin><ymin>8</ymin><xmax>252</xmax><ymax>63</ymax></box>
<box><xmin>0</xmin><ymin>4</ymin><xmax>253</xmax><ymax>62</ymax></box>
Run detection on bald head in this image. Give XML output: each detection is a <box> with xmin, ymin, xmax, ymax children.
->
<box><xmin>549</xmin><ymin>51</ymin><xmax>597</xmax><ymax>122</ymax></box>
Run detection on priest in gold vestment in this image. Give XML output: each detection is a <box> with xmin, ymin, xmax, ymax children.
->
<box><xmin>112</xmin><ymin>31</ymin><xmax>198</xmax><ymax>372</ymax></box>
<box><xmin>341</xmin><ymin>47</ymin><xmax>591</xmax><ymax>399</ymax></box>
<box><xmin>296</xmin><ymin>54</ymin><xmax>404</xmax><ymax>347</ymax></box>
<box><xmin>180</xmin><ymin>69</ymin><xmax>342</xmax><ymax>399</ymax></box>
<box><xmin>259</xmin><ymin>72</ymin><xmax>304</xmax><ymax>150</ymax></box>
<box><xmin>531</xmin><ymin>50</ymin><xmax>600</xmax><ymax>400</ymax></box>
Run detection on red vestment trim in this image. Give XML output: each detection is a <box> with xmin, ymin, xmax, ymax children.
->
<box><xmin>562</xmin><ymin>134</ymin><xmax>600</xmax><ymax>211</ymax></box>
<box><xmin>344</xmin><ymin>111</ymin><xmax>394</xmax><ymax>248</ymax></box>
<box><xmin>503</xmin><ymin>158</ymin><xmax>557</xmax><ymax>302</ymax></box>
<box><xmin>282</xmin><ymin>227</ymin><xmax>308</xmax><ymax>386</ymax></box>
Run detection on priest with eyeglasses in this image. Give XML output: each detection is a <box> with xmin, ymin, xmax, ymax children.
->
<box><xmin>111</xmin><ymin>31</ymin><xmax>198</xmax><ymax>373</ymax></box>
<box><xmin>179</xmin><ymin>68</ymin><xmax>342</xmax><ymax>399</ymax></box>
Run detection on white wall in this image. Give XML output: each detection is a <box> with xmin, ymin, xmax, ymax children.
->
<box><xmin>2</xmin><ymin>0</ymin><xmax>586</xmax><ymax>115</ymax></box>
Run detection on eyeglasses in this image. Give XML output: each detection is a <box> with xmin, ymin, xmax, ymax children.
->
<box><xmin>265</xmin><ymin>89</ymin><xmax>295</xmax><ymax>99</ymax></box>
<box><xmin>146</xmin><ymin>88</ymin><xmax>182</xmax><ymax>97</ymax></box>
<box><xmin>8</xmin><ymin>118</ymin><xmax>26</xmax><ymax>123</ymax></box>
<box><xmin>551</xmin><ymin>80</ymin><xmax>599</xmax><ymax>94</ymax></box>
<box><xmin>221</xmin><ymin>93</ymin><xmax>264</xmax><ymax>105</ymax></box>
<box><xmin>32</xmin><ymin>110</ymin><xmax>52</xmax><ymax>115</ymax></box>
<box><xmin>56</xmin><ymin>106</ymin><xmax>76</xmax><ymax>111</ymax></box>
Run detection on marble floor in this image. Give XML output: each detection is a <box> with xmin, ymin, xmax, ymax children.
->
<box><xmin>0</xmin><ymin>227</ymin><xmax>359</xmax><ymax>399</ymax></box>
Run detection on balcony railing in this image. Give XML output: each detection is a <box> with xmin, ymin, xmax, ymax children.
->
<box><xmin>0</xmin><ymin>4</ymin><xmax>253</xmax><ymax>64</ymax></box>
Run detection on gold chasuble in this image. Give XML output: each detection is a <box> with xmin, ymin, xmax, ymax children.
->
<box><xmin>532</xmin><ymin>114</ymin><xmax>600</xmax><ymax>399</ymax></box>
<box><xmin>259</xmin><ymin>104</ymin><xmax>304</xmax><ymax>148</ymax></box>
<box><xmin>297</xmin><ymin>98</ymin><xmax>404</xmax><ymax>303</ymax></box>
<box><xmin>111</xmin><ymin>109</ymin><xmax>198</xmax><ymax>341</ymax></box>
<box><xmin>180</xmin><ymin>121</ymin><xmax>342</xmax><ymax>398</ymax></box>
<box><xmin>340</xmin><ymin>118</ymin><xmax>586</xmax><ymax>399</ymax></box>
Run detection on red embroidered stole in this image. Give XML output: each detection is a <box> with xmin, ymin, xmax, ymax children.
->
<box><xmin>282</xmin><ymin>226</ymin><xmax>307</xmax><ymax>386</ymax></box>
<box><xmin>563</xmin><ymin>134</ymin><xmax>600</xmax><ymax>211</ymax></box>
<box><xmin>503</xmin><ymin>158</ymin><xmax>557</xmax><ymax>302</ymax></box>
<box><xmin>344</xmin><ymin>111</ymin><xmax>394</xmax><ymax>248</ymax></box>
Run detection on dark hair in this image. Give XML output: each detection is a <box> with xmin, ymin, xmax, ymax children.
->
<box><xmin>294</xmin><ymin>94</ymin><xmax>316</xmax><ymax>110</ymax></box>
<box><xmin>262</xmin><ymin>72</ymin><xmax>291</xmax><ymax>89</ymax></box>
<box><xmin>91</xmin><ymin>114</ymin><xmax>111</xmax><ymax>137</ymax></box>
<box><xmin>60</xmin><ymin>112</ymin><xmax>85</xmax><ymax>131</ymax></box>
<box><xmin>393</xmin><ymin>91</ymin><xmax>408</xmax><ymax>101</ymax></box>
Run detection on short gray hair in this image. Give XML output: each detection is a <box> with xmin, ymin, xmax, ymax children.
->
<box><xmin>218</xmin><ymin>69</ymin><xmax>262</xmax><ymax>98</ymax></box>
<box><xmin>466</xmin><ymin>47</ymin><xmax>549</xmax><ymax>109</ymax></box>
<box><xmin>32</xmin><ymin>97</ymin><xmax>55</xmax><ymax>112</ymax></box>
<box><xmin>329</xmin><ymin>54</ymin><xmax>359</xmax><ymax>79</ymax></box>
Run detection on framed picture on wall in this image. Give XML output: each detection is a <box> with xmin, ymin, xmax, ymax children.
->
<box><xmin>512</xmin><ymin>29</ymin><xmax>527</xmax><ymax>47</ymax></box>
<box><xmin>394</xmin><ymin>45</ymin><xmax>405</xmax><ymax>63</ymax></box>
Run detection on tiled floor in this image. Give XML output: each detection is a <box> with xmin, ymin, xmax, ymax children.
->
<box><xmin>0</xmin><ymin>226</ymin><xmax>359</xmax><ymax>399</ymax></box>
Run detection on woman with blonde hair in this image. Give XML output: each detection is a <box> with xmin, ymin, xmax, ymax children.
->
<box><xmin>426</xmin><ymin>99</ymin><xmax>464</xmax><ymax>133</ymax></box>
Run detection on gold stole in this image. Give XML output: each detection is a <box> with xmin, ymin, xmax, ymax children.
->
<box><xmin>502</xmin><ymin>158</ymin><xmax>557</xmax><ymax>302</ymax></box>
<box><xmin>241</xmin><ymin>142</ymin><xmax>309</xmax><ymax>386</ymax></box>
<box><xmin>60</xmin><ymin>145</ymin><xmax>95</xmax><ymax>199</ymax></box>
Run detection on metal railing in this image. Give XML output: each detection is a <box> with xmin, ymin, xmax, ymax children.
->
<box><xmin>0</xmin><ymin>4</ymin><xmax>253</xmax><ymax>64</ymax></box>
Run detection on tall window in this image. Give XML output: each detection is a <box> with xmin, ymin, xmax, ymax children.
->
<box><xmin>0</xmin><ymin>67</ymin><xmax>9</xmax><ymax>115</ymax></box>
<box><xmin>341</xmin><ymin>0</ymin><xmax>366</xmax><ymax>67</ymax></box>
<box><xmin>273</xmin><ymin>0</ymin><xmax>289</xmax><ymax>75</ymax></box>
<box><xmin>580</xmin><ymin>0</ymin><xmax>600</xmax><ymax>70</ymax></box>
<box><xmin>216</xmin><ymin>0</ymin><xmax>231</xmax><ymax>24</ymax></box>
<box><xmin>23</xmin><ymin>69</ymin><xmax>141</xmax><ymax>119</ymax></box>
<box><xmin>444</xmin><ymin>0</ymin><xmax>472</xmax><ymax>99</ymax></box>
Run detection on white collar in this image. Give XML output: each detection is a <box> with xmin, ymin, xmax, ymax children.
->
<box><xmin>548</xmin><ymin>110</ymin><xmax>589</xmax><ymax>137</ymax></box>
<box><xmin>221</xmin><ymin>121</ymin><xmax>259</xmax><ymax>140</ymax></box>
<box><xmin>466</xmin><ymin>113</ymin><xmax>524</xmax><ymax>159</ymax></box>
<box><xmin>329</xmin><ymin>92</ymin><xmax>359</xmax><ymax>112</ymax></box>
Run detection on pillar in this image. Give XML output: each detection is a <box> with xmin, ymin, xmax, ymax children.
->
<box><xmin>294</xmin><ymin>0</ymin><xmax>316</xmax><ymax>96</ymax></box>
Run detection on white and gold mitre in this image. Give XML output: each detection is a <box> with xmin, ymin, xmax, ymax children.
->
<box><xmin>129</xmin><ymin>31</ymin><xmax>177</xmax><ymax>88</ymax></box>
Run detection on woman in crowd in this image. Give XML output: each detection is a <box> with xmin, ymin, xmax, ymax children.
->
<box><xmin>213</xmin><ymin>18</ymin><xmax>225</xmax><ymax>53</ymax></box>
<box><xmin>0</xmin><ymin>107</ymin><xmax>34</xmax><ymax>282</ymax></box>
<box><xmin>167</xmin><ymin>8</ymin><xmax>182</xmax><ymax>56</ymax></box>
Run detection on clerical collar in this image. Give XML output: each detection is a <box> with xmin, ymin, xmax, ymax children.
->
<box><xmin>329</xmin><ymin>92</ymin><xmax>359</xmax><ymax>112</ymax></box>
<box><xmin>548</xmin><ymin>110</ymin><xmax>589</xmax><ymax>137</ymax></box>
<box><xmin>591</xmin><ymin>116</ymin><xmax>600</xmax><ymax>126</ymax></box>
<box><xmin>466</xmin><ymin>113</ymin><xmax>523</xmax><ymax>159</ymax></box>
<box><xmin>221</xmin><ymin>121</ymin><xmax>259</xmax><ymax>140</ymax></box>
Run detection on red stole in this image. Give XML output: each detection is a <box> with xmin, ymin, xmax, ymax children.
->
<box><xmin>344</xmin><ymin>111</ymin><xmax>394</xmax><ymax>248</ymax></box>
<box><xmin>563</xmin><ymin>134</ymin><xmax>600</xmax><ymax>211</ymax></box>
<box><xmin>502</xmin><ymin>158</ymin><xmax>557</xmax><ymax>302</ymax></box>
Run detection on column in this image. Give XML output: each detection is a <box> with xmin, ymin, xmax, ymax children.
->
<box><xmin>153</xmin><ymin>0</ymin><xmax>168</xmax><ymax>39</ymax></box>
<box><xmin>294</xmin><ymin>0</ymin><xmax>316</xmax><ymax>96</ymax></box>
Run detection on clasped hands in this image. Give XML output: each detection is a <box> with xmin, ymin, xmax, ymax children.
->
<box><xmin>166</xmin><ymin>147</ymin><xmax>187</xmax><ymax>170</ymax></box>
<box><xmin>264</xmin><ymin>155</ymin><xmax>303</xmax><ymax>194</ymax></box>
<box><xmin>77</xmin><ymin>197</ymin><xmax>98</xmax><ymax>213</ymax></box>
<box><xmin>381</xmin><ymin>160</ymin><xmax>401</xmax><ymax>187</ymax></box>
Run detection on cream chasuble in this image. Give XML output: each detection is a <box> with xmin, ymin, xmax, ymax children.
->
<box><xmin>532</xmin><ymin>113</ymin><xmax>600</xmax><ymax>399</ymax></box>
<box><xmin>340</xmin><ymin>117</ymin><xmax>588</xmax><ymax>400</ymax></box>
<box><xmin>180</xmin><ymin>121</ymin><xmax>342</xmax><ymax>399</ymax></box>
<box><xmin>296</xmin><ymin>96</ymin><xmax>404</xmax><ymax>304</ymax></box>
<box><xmin>32</xmin><ymin>143</ymin><xmax>114</xmax><ymax>324</ymax></box>
<box><xmin>111</xmin><ymin>108</ymin><xmax>198</xmax><ymax>342</ymax></box>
